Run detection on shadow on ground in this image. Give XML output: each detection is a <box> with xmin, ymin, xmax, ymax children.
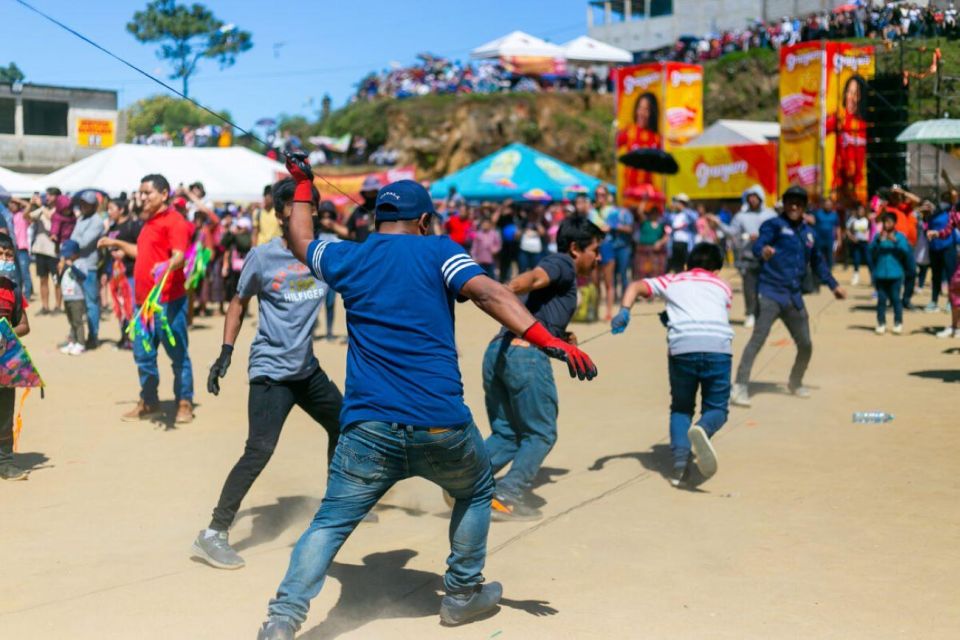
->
<box><xmin>589</xmin><ymin>444</ymin><xmax>708</xmax><ymax>492</ymax></box>
<box><xmin>299</xmin><ymin>549</ymin><xmax>557</xmax><ymax>639</ymax></box>
<box><xmin>13</xmin><ymin>451</ymin><xmax>51</xmax><ymax>474</ymax></box>
<box><xmin>909</xmin><ymin>369</ymin><xmax>960</xmax><ymax>383</ymax></box>
<box><xmin>233</xmin><ymin>495</ymin><xmax>320</xmax><ymax>552</ymax></box>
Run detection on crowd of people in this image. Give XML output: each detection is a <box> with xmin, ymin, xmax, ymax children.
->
<box><xmin>131</xmin><ymin>124</ymin><xmax>234</xmax><ymax>147</ymax></box>
<box><xmin>666</xmin><ymin>1</ymin><xmax>960</xmax><ymax>63</ymax></box>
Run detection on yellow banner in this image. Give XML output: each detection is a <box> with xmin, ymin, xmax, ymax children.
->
<box><xmin>669</xmin><ymin>143</ymin><xmax>778</xmax><ymax>204</ymax></box>
<box><xmin>824</xmin><ymin>43</ymin><xmax>874</xmax><ymax>205</ymax></box>
<box><xmin>77</xmin><ymin>118</ymin><xmax>115</xmax><ymax>148</ymax></box>
<box><xmin>615</xmin><ymin>63</ymin><xmax>665</xmax><ymax>202</ymax></box>
<box><xmin>662</xmin><ymin>63</ymin><xmax>703</xmax><ymax>149</ymax></box>
<box><xmin>778</xmin><ymin>42</ymin><xmax>823</xmax><ymax>200</ymax></box>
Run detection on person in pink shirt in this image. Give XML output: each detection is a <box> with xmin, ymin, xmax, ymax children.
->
<box><xmin>7</xmin><ymin>198</ymin><xmax>33</xmax><ymax>299</ymax></box>
<box><xmin>470</xmin><ymin>217</ymin><xmax>501</xmax><ymax>278</ymax></box>
<box><xmin>926</xmin><ymin>207</ymin><xmax>960</xmax><ymax>338</ymax></box>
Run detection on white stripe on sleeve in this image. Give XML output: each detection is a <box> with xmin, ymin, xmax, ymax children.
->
<box><xmin>311</xmin><ymin>240</ymin><xmax>330</xmax><ymax>280</ymax></box>
<box><xmin>444</xmin><ymin>260</ymin><xmax>478</xmax><ymax>286</ymax></box>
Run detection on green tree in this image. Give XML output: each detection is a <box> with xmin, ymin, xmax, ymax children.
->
<box><xmin>124</xmin><ymin>94</ymin><xmax>231</xmax><ymax>140</ymax></box>
<box><xmin>126</xmin><ymin>0</ymin><xmax>252</xmax><ymax>97</ymax></box>
<box><xmin>0</xmin><ymin>62</ymin><xmax>25</xmax><ymax>84</ymax></box>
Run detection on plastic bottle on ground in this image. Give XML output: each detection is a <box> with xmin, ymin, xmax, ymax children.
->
<box><xmin>852</xmin><ymin>412</ymin><xmax>894</xmax><ymax>424</ymax></box>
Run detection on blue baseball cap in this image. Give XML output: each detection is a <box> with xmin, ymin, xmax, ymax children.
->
<box><xmin>60</xmin><ymin>239</ymin><xmax>80</xmax><ymax>258</ymax></box>
<box><xmin>374</xmin><ymin>180</ymin><xmax>436</xmax><ymax>222</ymax></box>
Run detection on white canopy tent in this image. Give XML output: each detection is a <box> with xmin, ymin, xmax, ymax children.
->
<box><xmin>0</xmin><ymin>166</ymin><xmax>41</xmax><ymax>197</ymax></box>
<box><xmin>471</xmin><ymin>30</ymin><xmax>565</xmax><ymax>59</ymax></box>
<box><xmin>41</xmin><ymin>144</ymin><xmax>287</xmax><ymax>202</ymax></box>
<box><xmin>685</xmin><ymin>120</ymin><xmax>780</xmax><ymax>147</ymax></box>
<box><xmin>562</xmin><ymin>35</ymin><xmax>632</xmax><ymax>63</ymax></box>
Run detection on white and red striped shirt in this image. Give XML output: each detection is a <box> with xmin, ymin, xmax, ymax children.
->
<box><xmin>643</xmin><ymin>269</ymin><xmax>734</xmax><ymax>355</ymax></box>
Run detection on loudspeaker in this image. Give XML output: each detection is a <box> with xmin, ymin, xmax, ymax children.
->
<box><xmin>865</xmin><ymin>73</ymin><xmax>908</xmax><ymax>193</ymax></box>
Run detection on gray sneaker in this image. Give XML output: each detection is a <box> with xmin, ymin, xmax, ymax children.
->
<box><xmin>191</xmin><ymin>530</ymin><xmax>245</xmax><ymax>570</ymax></box>
<box><xmin>440</xmin><ymin>582</ymin><xmax>503</xmax><ymax>625</ymax></box>
<box><xmin>0</xmin><ymin>460</ymin><xmax>27</xmax><ymax>481</ymax></box>
<box><xmin>789</xmin><ymin>385</ymin><xmax>812</xmax><ymax>399</ymax></box>
<box><xmin>688</xmin><ymin>425</ymin><xmax>718</xmax><ymax>481</ymax></box>
<box><xmin>730</xmin><ymin>383</ymin><xmax>751</xmax><ymax>407</ymax></box>
<box><xmin>257</xmin><ymin>617</ymin><xmax>297</xmax><ymax>640</ymax></box>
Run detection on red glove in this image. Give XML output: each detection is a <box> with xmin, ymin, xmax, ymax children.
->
<box><xmin>284</xmin><ymin>152</ymin><xmax>315</xmax><ymax>203</ymax></box>
<box><xmin>522</xmin><ymin>322</ymin><xmax>598</xmax><ymax>381</ymax></box>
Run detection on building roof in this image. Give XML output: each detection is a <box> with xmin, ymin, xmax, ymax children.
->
<box><xmin>685</xmin><ymin>120</ymin><xmax>780</xmax><ymax>147</ymax></box>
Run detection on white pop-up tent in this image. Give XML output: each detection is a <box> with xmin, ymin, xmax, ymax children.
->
<box><xmin>0</xmin><ymin>166</ymin><xmax>41</xmax><ymax>197</ymax></box>
<box><xmin>41</xmin><ymin>144</ymin><xmax>287</xmax><ymax>202</ymax></box>
<box><xmin>471</xmin><ymin>30</ymin><xmax>565</xmax><ymax>59</ymax></box>
<box><xmin>562</xmin><ymin>35</ymin><xmax>632</xmax><ymax>63</ymax></box>
<box><xmin>685</xmin><ymin>120</ymin><xmax>780</xmax><ymax>147</ymax></box>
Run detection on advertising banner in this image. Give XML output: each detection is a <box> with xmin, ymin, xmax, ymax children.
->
<box><xmin>824</xmin><ymin>43</ymin><xmax>874</xmax><ymax>205</ymax></box>
<box><xmin>77</xmin><ymin>118</ymin><xmax>115</xmax><ymax>148</ymax></box>
<box><xmin>615</xmin><ymin>62</ymin><xmax>703</xmax><ymax>205</ymax></box>
<box><xmin>314</xmin><ymin>166</ymin><xmax>416</xmax><ymax>209</ymax></box>
<box><xmin>670</xmin><ymin>143</ymin><xmax>777</xmax><ymax>204</ymax></box>
<box><xmin>778</xmin><ymin>41</ymin><xmax>824</xmax><ymax>200</ymax></box>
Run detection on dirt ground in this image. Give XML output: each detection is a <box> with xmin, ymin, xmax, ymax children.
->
<box><xmin>2</xmin><ymin>267</ymin><xmax>958</xmax><ymax>640</ymax></box>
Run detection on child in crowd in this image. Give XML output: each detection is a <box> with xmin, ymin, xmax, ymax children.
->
<box><xmin>845</xmin><ymin>204</ymin><xmax>873</xmax><ymax>286</ymax></box>
<box><xmin>0</xmin><ymin>234</ymin><xmax>31</xmax><ymax>480</ymax></box>
<box><xmin>57</xmin><ymin>240</ymin><xmax>88</xmax><ymax>355</ymax></box>
<box><xmin>870</xmin><ymin>212</ymin><xmax>912</xmax><ymax>335</ymax></box>
<box><xmin>471</xmin><ymin>217</ymin><xmax>502</xmax><ymax>279</ymax></box>
<box><xmin>612</xmin><ymin>242</ymin><xmax>734</xmax><ymax>487</ymax></box>
<box><xmin>221</xmin><ymin>217</ymin><xmax>253</xmax><ymax>301</ymax></box>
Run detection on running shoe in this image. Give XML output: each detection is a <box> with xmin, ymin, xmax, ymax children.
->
<box><xmin>191</xmin><ymin>530</ymin><xmax>244</xmax><ymax>570</ymax></box>
<box><xmin>256</xmin><ymin>618</ymin><xmax>297</xmax><ymax>640</ymax></box>
<box><xmin>688</xmin><ymin>425</ymin><xmax>718</xmax><ymax>481</ymax></box>
<box><xmin>440</xmin><ymin>582</ymin><xmax>503</xmax><ymax>626</ymax></box>
<box><xmin>491</xmin><ymin>493</ymin><xmax>542</xmax><ymax>522</ymax></box>
<box><xmin>730</xmin><ymin>383</ymin><xmax>751</xmax><ymax>407</ymax></box>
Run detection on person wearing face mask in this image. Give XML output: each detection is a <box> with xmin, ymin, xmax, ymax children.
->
<box><xmin>0</xmin><ymin>233</ymin><xmax>31</xmax><ymax>481</ymax></box>
<box><xmin>98</xmin><ymin>174</ymin><xmax>195</xmax><ymax>424</ymax></box>
<box><xmin>254</xmin><ymin>156</ymin><xmax>598</xmax><ymax>639</ymax></box>
<box><xmin>69</xmin><ymin>191</ymin><xmax>105</xmax><ymax>350</ymax></box>
<box><xmin>344</xmin><ymin>176</ymin><xmax>381</xmax><ymax>242</ymax></box>
<box><xmin>731</xmin><ymin>186</ymin><xmax>847</xmax><ymax>408</ymax></box>
<box><xmin>194</xmin><ymin>178</ymin><xmax>348</xmax><ymax>571</ymax></box>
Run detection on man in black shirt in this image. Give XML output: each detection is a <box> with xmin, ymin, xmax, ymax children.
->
<box><xmin>345</xmin><ymin>176</ymin><xmax>381</xmax><ymax>242</ymax></box>
<box><xmin>99</xmin><ymin>198</ymin><xmax>142</xmax><ymax>350</ymax></box>
<box><xmin>482</xmin><ymin>217</ymin><xmax>603</xmax><ymax>520</ymax></box>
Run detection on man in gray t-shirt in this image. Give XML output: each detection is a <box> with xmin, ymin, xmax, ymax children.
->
<box><xmin>192</xmin><ymin>179</ymin><xmax>348</xmax><ymax>571</ymax></box>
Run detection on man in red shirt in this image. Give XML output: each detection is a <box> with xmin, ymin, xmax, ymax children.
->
<box><xmin>99</xmin><ymin>174</ymin><xmax>195</xmax><ymax>423</ymax></box>
<box><xmin>445</xmin><ymin>206</ymin><xmax>474</xmax><ymax>249</ymax></box>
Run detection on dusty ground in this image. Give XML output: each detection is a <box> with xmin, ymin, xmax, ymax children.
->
<box><xmin>2</xmin><ymin>267</ymin><xmax>958</xmax><ymax>640</ymax></box>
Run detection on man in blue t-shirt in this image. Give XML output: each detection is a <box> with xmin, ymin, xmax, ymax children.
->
<box><xmin>255</xmin><ymin>157</ymin><xmax>598</xmax><ymax>640</ymax></box>
<box><xmin>483</xmin><ymin>217</ymin><xmax>603</xmax><ymax>521</ymax></box>
<box><xmin>192</xmin><ymin>178</ymin><xmax>348</xmax><ymax>572</ymax></box>
<box><xmin>809</xmin><ymin>197</ymin><xmax>841</xmax><ymax>271</ymax></box>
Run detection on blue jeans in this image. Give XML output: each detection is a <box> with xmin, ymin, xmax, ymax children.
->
<box><xmin>849</xmin><ymin>241</ymin><xmax>872</xmax><ymax>277</ymax></box>
<box><xmin>875</xmin><ymin>278</ymin><xmax>903</xmax><ymax>326</ymax></box>
<box><xmin>482</xmin><ymin>340</ymin><xmax>558</xmax><ymax>499</ymax></box>
<box><xmin>668</xmin><ymin>352</ymin><xmax>732</xmax><ymax>469</ymax></box>
<box><xmin>82</xmin><ymin>269</ymin><xmax>100</xmax><ymax>341</ymax></box>
<box><xmin>517</xmin><ymin>250</ymin><xmax>541</xmax><ymax>274</ymax></box>
<box><xmin>16</xmin><ymin>250</ymin><xmax>32</xmax><ymax>299</ymax></box>
<box><xmin>267</xmin><ymin>420</ymin><xmax>494</xmax><ymax>627</ymax></box>
<box><xmin>323</xmin><ymin>288</ymin><xmax>336</xmax><ymax>336</ymax></box>
<box><xmin>132</xmin><ymin>296</ymin><xmax>193</xmax><ymax>404</ymax></box>
<box><xmin>612</xmin><ymin>243</ymin><xmax>632</xmax><ymax>296</ymax></box>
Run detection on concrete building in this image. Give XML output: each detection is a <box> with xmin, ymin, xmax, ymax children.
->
<box><xmin>0</xmin><ymin>83</ymin><xmax>120</xmax><ymax>174</ymax></box>
<box><xmin>587</xmin><ymin>0</ymin><xmax>848</xmax><ymax>53</ymax></box>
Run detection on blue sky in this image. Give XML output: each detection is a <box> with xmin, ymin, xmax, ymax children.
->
<box><xmin>6</xmin><ymin>0</ymin><xmax>588</xmax><ymax>128</ymax></box>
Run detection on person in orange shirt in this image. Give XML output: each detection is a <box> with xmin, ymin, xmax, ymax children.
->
<box><xmin>616</xmin><ymin>92</ymin><xmax>662</xmax><ymax>198</ymax></box>
<box><xmin>884</xmin><ymin>186</ymin><xmax>921</xmax><ymax>309</ymax></box>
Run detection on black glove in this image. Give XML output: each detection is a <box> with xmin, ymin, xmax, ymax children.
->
<box><xmin>207</xmin><ymin>344</ymin><xmax>234</xmax><ymax>396</ymax></box>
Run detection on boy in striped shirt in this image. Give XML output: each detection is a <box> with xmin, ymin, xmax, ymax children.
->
<box><xmin>611</xmin><ymin>243</ymin><xmax>733</xmax><ymax>487</ymax></box>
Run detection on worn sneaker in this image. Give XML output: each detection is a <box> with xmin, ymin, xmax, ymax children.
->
<box><xmin>851</xmin><ymin>272</ymin><xmax>860</xmax><ymax>286</ymax></box>
<box><xmin>730</xmin><ymin>383</ymin><xmax>751</xmax><ymax>407</ymax></box>
<box><xmin>875</xmin><ymin>325</ymin><xmax>886</xmax><ymax>335</ymax></box>
<box><xmin>669</xmin><ymin>463</ymin><xmax>690</xmax><ymax>488</ymax></box>
<box><xmin>175</xmin><ymin>400</ymin><xmax>194</xmax><ymax>424</ymax></box>
<box><xmin>924</xmin><ymin>302</ymin><xmax>939</xmax><ymax>313</ymax></box>
<box><xmin>84</xmin><ymin>336</ymin><xmax>99</xmax><ymax>351</ymax></box>
<box><xmin>59</xmin><ymin>342</ymin><xmax>75</xmax><ymax>354</ymax></box>
<box><xmin>256</xmin><ymin>617</ymin><xmax>297</xmax><ymax>640</ymax></box>
<box><xmin>121</xmin><ymin>400</ymin><xmax>162</xmax><ymax>422</ymax></box>
<box><xmin>68</xmin><ymin>343</ymin><xmax>86</xmax><ymax>356</ymax></box>
<box><xmin>744</xmin><ymin>314</ymin><xmax>755</xmax><ymax>329</ymax></box>
<box><xmin>491</xmin><ymin>493</ymin><xmax>542</xmax><ymax>522</ymax></box>
<box><xmin>440</xmin><ymin>582</ymin><xmax>503</xmax><ymax>626</ymax></box>
<box><xmin>936</xmin><ymin>327</ymin><xmax>956</xmax><ymax>339</ymax></box>
<box><xmin>0</xmin><ymin>460</ymin><xmax>28</xmax><ymax>480</ymax></box>
<box><xmin>789</xmin><ymin>385</ymin><xmax>812</xmax><ymax>399</ymax></box>
<box><xmin>892</xmin><ymin>323</ymin><xmax>903</xmax><ymax>335</ymax></box>
<box><xmin>192</xmin><ymin>529</ymin><xmax>244</xmax><ymax>570</ymax></box>
<box><xmin>688</xmin><ymin>425</ymin><xmax>718</xmax><ymax>481</ymax></box>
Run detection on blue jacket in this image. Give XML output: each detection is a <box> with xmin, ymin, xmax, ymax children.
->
<box><xmin>869</xmin><ymin>231</ymin><xmax>912</xmax><ymax>280</ymax></box>
<box><xmin>754</xmin><ymin>215</ymin><xmax>836</xmax><ymax>309</ymax></box>
<box><xmin>928</xmin><ymin>210</ymin><xmax>956</xmax><ymax>253</ymax></box>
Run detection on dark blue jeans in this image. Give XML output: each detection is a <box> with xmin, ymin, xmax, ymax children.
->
<box><xmin>482</xmin><ymin>340</ymin><xmax>558</xmax><ymax>499</ymax></box>
<box><xmin>849</xmin><ymin>241</ymin><xmax>872</xmax><ymax>278</ymax></box>
<box><xmin>875</xmin><ymin>278</ymin><xmax>903</xmax><ymax>326</ymax></box>
<box><xmin>612</xmin><ymin>243</ymin><xmax>632</xmax><ymax>296</ymax></box>
<box><xmin>132</xmin><ymin>295</ymin><xmax>193</xmax><ymax>404</ymax></box>
<box><xmin>16</xmin><ymin>249</ymin><xmax>32</xmax><ymax>299</ymax></box>
<box><xmin>267</xmin><ymin>420</ymin><xmax>494</xmax><ymax>627</ymax></box>
<box><xmin>668</xmin><ymin>352</ymin><xmax>732</xmax><ymax>469</ymax></box>
<box><xmin>82</xmin><ymin>268</ymin><xmax>100</xmax><ymax>340</ymax></box>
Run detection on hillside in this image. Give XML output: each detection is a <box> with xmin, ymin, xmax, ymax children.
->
<box><xmin>316</xmin><ymin>39</ymin><xmax>955</xmax><ymax>182</ymax></box>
